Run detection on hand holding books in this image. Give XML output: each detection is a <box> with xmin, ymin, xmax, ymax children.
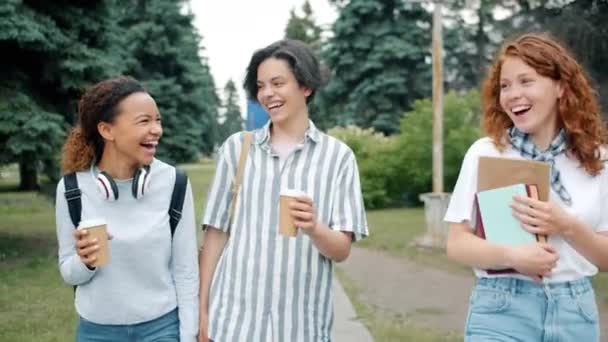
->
<box><xmin>503</xmin><ymin>242</ymin><xmax>559</xmax><ymax>282</ymax></box>
<box><xmin>510</xmin><ymin>193</ymin><xmax>576</xmax><ymax>237</ymax></box>
<box><xmin>475</xmin><ymin>183</ymin><xmax>559</xmax><ymax>281</ymax></box>
<box><xmin>475</xmin><ymin>157</ymin><xmax>557</xmax><ymax>280</ymax></box>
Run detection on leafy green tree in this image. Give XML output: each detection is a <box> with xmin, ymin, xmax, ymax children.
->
<box><xmin>328</xmin><ymin>91</ymin><xmax>481</xmax><ymax>208</ymax></box>
<box><xmin>120</xmin><ymin>0</ymin><xmax>220</xmax><ymax>163</ymax></box>
<box><xmin>0</xmin><ymin>0</ymin><xmax>127</xmax><ymax>189</ymax></box>
<box><xmin>328</xmin><ymin>126</ymin><xmax>397</xmax><ymax>209</ymax></box>
<box><xmin>393</xmin><ymin>90</ymin><xmax>481</xmax><ymax>203</ymax></box>
<box><xmin>218</xmin><ymin>79</ymin><xmax>243</xmax><ymax>142</ymax></box>
<box><xmin>285</xmin><ymin>0</ymin><xmax>323</xmax><ymax>54</ymax></box>
<box><xmin>321</xmin><ymin>0</ymin><xmax>432</xmax><ymax>135</ymax></box>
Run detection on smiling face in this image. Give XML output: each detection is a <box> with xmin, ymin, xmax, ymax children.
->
<box><xmin>499</xmin><ymin>56</ymin><xmax>563</xmax><ymax>145</ymax></box>
<box><xmin>98</xmin><ymin>92</ymin><xmax>162</xmax><ymax>168</ymax></box>
<box><xmin>256</xmin><ymin>57</ymin><xmax>312</xmax><ymax>125</ymax></box>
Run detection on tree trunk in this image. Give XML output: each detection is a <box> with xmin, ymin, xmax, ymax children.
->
<box><xmin>19</xmin><ymin>158</ymin><xmax>39</xmax><ymax>191</ymax></box>
<box><xmin>476</xmin><ymin>2</ymin><xmax>487</xmax><ymax>83</ymax></box>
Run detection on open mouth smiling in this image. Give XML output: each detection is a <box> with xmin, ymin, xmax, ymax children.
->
<box><xmin>511</xmin><ymin>105</ymin><xmax>531</xmax><ymax>116</ymax></box>
<box><xmin>140</xmin><ymin>140</ymin><xmax>158</xmax><ymax>151</ymax></box>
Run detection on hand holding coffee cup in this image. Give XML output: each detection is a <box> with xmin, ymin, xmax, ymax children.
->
<box><xmin>74</xmin><ymin>219</ymin><xmax>110</xmax><ymax>268</ymax></box>
<box><xmin>279</xmin><ymin>190</ymin><xmax>318</xmax><ymax>237</ymax></box>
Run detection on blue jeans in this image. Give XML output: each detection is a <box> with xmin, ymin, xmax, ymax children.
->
<box><xmin>76</xmin><ymin>308</ymin><xmax>179</xmax><ymax>342</ymax></box>
<box><xmin>465</xmin><ymin>277</ymin><xmax>599</xmax><ymax>341</ymax></box>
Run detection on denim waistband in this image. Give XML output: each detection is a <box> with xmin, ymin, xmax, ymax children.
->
<box><xmin>476</xmin><ymin>277</ymin><xmax>592</xmax><ymax>296</ymax></box>
<box><xmin>80</xmin><ymin>307</ymin><xmax>178</xmax><ymax>327</ymax></box>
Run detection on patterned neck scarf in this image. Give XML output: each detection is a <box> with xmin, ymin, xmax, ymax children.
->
<box><xmin>508</xmin><ymin>127</ymin><xmax>572</xmax><ymax>206</ymax></box>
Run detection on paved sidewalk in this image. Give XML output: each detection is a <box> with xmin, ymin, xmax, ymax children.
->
<box><xmin>340</xmin><ymin>247</ymin><xmax>472</xmax><ymax>335</ymax></box>
<box><xmin>332</xmin><ymin>277</ymin><xmax>374</xmax><ymax>341</ymax></box>
<box><xmin>338</xmin><ymin>247</ymin><xmax>608</xmax><ymax>340</ymax></box>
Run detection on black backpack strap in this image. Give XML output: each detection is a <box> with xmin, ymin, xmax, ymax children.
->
<box><xmin>63</xmin><ymin>173</ymin><xmax>82</xmax><ymax>228</ymax></box>
<box><xmin>169</xmin><ymin>168</ymin><xmax>188</xmax><ymax>238</ymax></box>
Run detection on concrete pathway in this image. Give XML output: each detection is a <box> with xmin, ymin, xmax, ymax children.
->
<box><xmin>339</xmin><ymin>247</ymin><xmax>472</xmax><ymax>335</ymax></box>
<box><xmin>338</xmin><ymin>246</ymin><xmax>608</xmax><ymax>341</ymax></box>
<box><xmin>332</xmin><ymin>276</ymin><xmax>374</xmax><ymax>341</ymax></box>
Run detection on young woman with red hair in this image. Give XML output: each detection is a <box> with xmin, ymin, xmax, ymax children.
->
<box><xmin>445</xmin><ymin>33</ymin><xmax>608</xmax><ymax>341</ymax></box>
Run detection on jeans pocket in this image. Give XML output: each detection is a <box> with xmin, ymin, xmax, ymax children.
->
<box><xmin>559</xmin><ymin>289</ymin><xmax>599</xmax><ymax>325</ymax></box>
<box><xmin>574</xmin><ymin>291</ymin><xmax>599</xmax><ymax>323</ymax></box>
<box><xmin>469</xmin><ymin>288</ymin><xmax>511</xmax><ymax>314</ymax></box>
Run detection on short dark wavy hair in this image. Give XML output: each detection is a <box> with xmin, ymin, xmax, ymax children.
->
<box><xmin>244</xmin><ymin>39</ymin><xmax>326</xmax><ymax>104</ymax></box>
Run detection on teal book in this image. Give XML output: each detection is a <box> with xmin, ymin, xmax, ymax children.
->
<box><xmin>475</xmin><ymin>183</ymin><xmax>537</xmax><ymax>246</ymax></box>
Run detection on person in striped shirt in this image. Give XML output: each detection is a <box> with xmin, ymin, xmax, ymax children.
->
<box><xmin>198</xmin><ymin>39</ymin><xmax>369</xmax><ymax>342</ymax></box>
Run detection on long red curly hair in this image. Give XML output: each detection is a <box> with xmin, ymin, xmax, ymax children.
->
<box><xmin>481</xmin><ymin>32</ymin><xmax>607</xmax><ymax>176</ymax></box>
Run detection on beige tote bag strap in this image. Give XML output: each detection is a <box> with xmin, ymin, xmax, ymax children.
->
<box><xmin>228</xmin><ymin>132</ymin><xmax>254</xmax><ymax>224</ymax></box>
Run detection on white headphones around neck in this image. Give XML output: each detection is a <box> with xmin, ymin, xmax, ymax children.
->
<box><xmin>92</xmin><ymin>164</ymin><xmax>151</xmax><ymax>201</ymax></box>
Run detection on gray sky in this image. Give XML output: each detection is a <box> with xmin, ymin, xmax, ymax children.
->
<box><xmin>190</xmin><ymin>0</ymin><xmax>336</xmax><ymax>114</ymax></box>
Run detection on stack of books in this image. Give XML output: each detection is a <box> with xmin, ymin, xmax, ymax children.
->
<box><xmin>475</xmin><ymin>157</ymin><xmax>550</xmax><ymax>274</ymax></box>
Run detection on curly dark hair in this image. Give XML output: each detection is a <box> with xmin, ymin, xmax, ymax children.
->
<box><xmin>61</xmin><ymin>76</ymin><xmax>147</xmax><ymax>173</ymax></box>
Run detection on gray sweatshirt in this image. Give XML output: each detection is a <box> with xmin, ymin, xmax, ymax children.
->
<box><xmin>55</xmin><ymin>159</ymin><xmax>199</xmax><ymax>341</ymax></box>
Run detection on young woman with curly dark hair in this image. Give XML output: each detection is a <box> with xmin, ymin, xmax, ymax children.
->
<box><xmin>56</xmin><ymin>76</ymin><xmax>199</xmax><ymax>342</ymax></box>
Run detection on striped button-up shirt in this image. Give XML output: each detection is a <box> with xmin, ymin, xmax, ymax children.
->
<box><xmin>202</xmin><ymin>120</ymin><xmax>368</xmax><ymax>342</ymax></box>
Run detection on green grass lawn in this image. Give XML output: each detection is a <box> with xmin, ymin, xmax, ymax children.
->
<box><xmin>1</xmin><ymin>161</ymin><xmax>607</xmax><ymax>341</ymax></box>
<box><xmin>0</xmin><ymin>162</ymin><xmax>216</xmax><ymax>341</ymax></box>
<box><xmin>0</xmin><ymin>189</ymin><xmax>74</xmax><ymax>341</ymax></box>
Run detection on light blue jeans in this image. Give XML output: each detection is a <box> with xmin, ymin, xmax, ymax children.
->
<box><xmin>465</xmin><ymin>277</ymin><xmax>599</xmax><ymax>341</ymax></box>
<box><xmin>76</xmin><ymin>308</ymin><xmax>179</xmax><ymax>342</ymax></box>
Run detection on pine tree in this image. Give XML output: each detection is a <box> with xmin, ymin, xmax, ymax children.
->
<box><xmin>218</xmin><ymin>79</ymin><xmax>243</xmax><ymax>142</ymax></box>
<box><xmin>285</xmin><ymin>0</ymin><xmax>323</xmax><ymax>55</ymax></box>
<box><xmin>320</xmin><ymin>0</ymin><xmax>432</xmax><ymax>134</ymax></box>
<box><xmin>0</xmin><ymin>0</ymin><xmax>222</xmax><ymax>188</ymax></box>
<box><xmin>119</xmin><ymin>0</ymin><xmax>220</xmax><ymax>163</ymax></box>
<box><xmin>0</xmin><ymin>0</ymin><xmax>127</xmax><ymax>189</ymax></box>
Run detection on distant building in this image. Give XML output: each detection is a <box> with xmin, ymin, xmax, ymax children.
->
<box><xmin>246</xmin><ymin>100</ymin><xmax>269</xmax><ymax>130</ymax></box>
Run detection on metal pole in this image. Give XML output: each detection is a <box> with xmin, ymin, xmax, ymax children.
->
<box><xmin>431</xmin><ymin>1</ymin><xmax>444</xmax><ymax>193</ymax></box>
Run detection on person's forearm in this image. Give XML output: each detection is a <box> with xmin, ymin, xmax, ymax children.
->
<box><xmin>307</xmin><ymin>223</ymin><xmax>352</xmax><ymax>262</ymax></box>
<box><xmin>59</xmin><ymin>254</ymin><xmax>97</xmax><ymax>285</ymax></box>
<box><xmin>562</xmin><ymin>219</ymin><xmax>608</xmax><ymax>270</ymax></box>
<box><xmin>57</xmin><ymin>220</ymin><xmax>96</xmax><ymax>285</ymax></box>
<box><xmin>446</xmin><ymin>223</ymin><xmax>512</xmax><ymax>269</ymax></box>
<box><xmin>199</xmin><ymin>228</ymin><xmax>228</xmax><ymax>315</ymax></box>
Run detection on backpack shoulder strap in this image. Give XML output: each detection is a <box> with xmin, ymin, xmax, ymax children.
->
<box><xmin>169</xmin><ymin>168</ymin><xmax>188</xmax><ymax>237</ymax></box>
<box><xmin>228</xmin><ymin>132</ymin><xmax>254</xmax><ymax>225</ymax></box>
<box><xmin>63</xmin><ymin>172</ymin><xmax>82</xmax><ymax>228</ymax></box>
<box><xmin>64</xmin><ymin>172</ymin><xmax>83</xmax><ymax>295</ymax></box>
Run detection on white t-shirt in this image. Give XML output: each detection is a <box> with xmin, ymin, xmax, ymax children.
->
<box><xmin>444</xmin><ymin>137</ymin><xmax>608</xmax><ymax>282</ymax></box>
<box><xmin>271</xmin><ymin>141</ymin><xmax>301</xmax><ymax>160</ymax></box>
